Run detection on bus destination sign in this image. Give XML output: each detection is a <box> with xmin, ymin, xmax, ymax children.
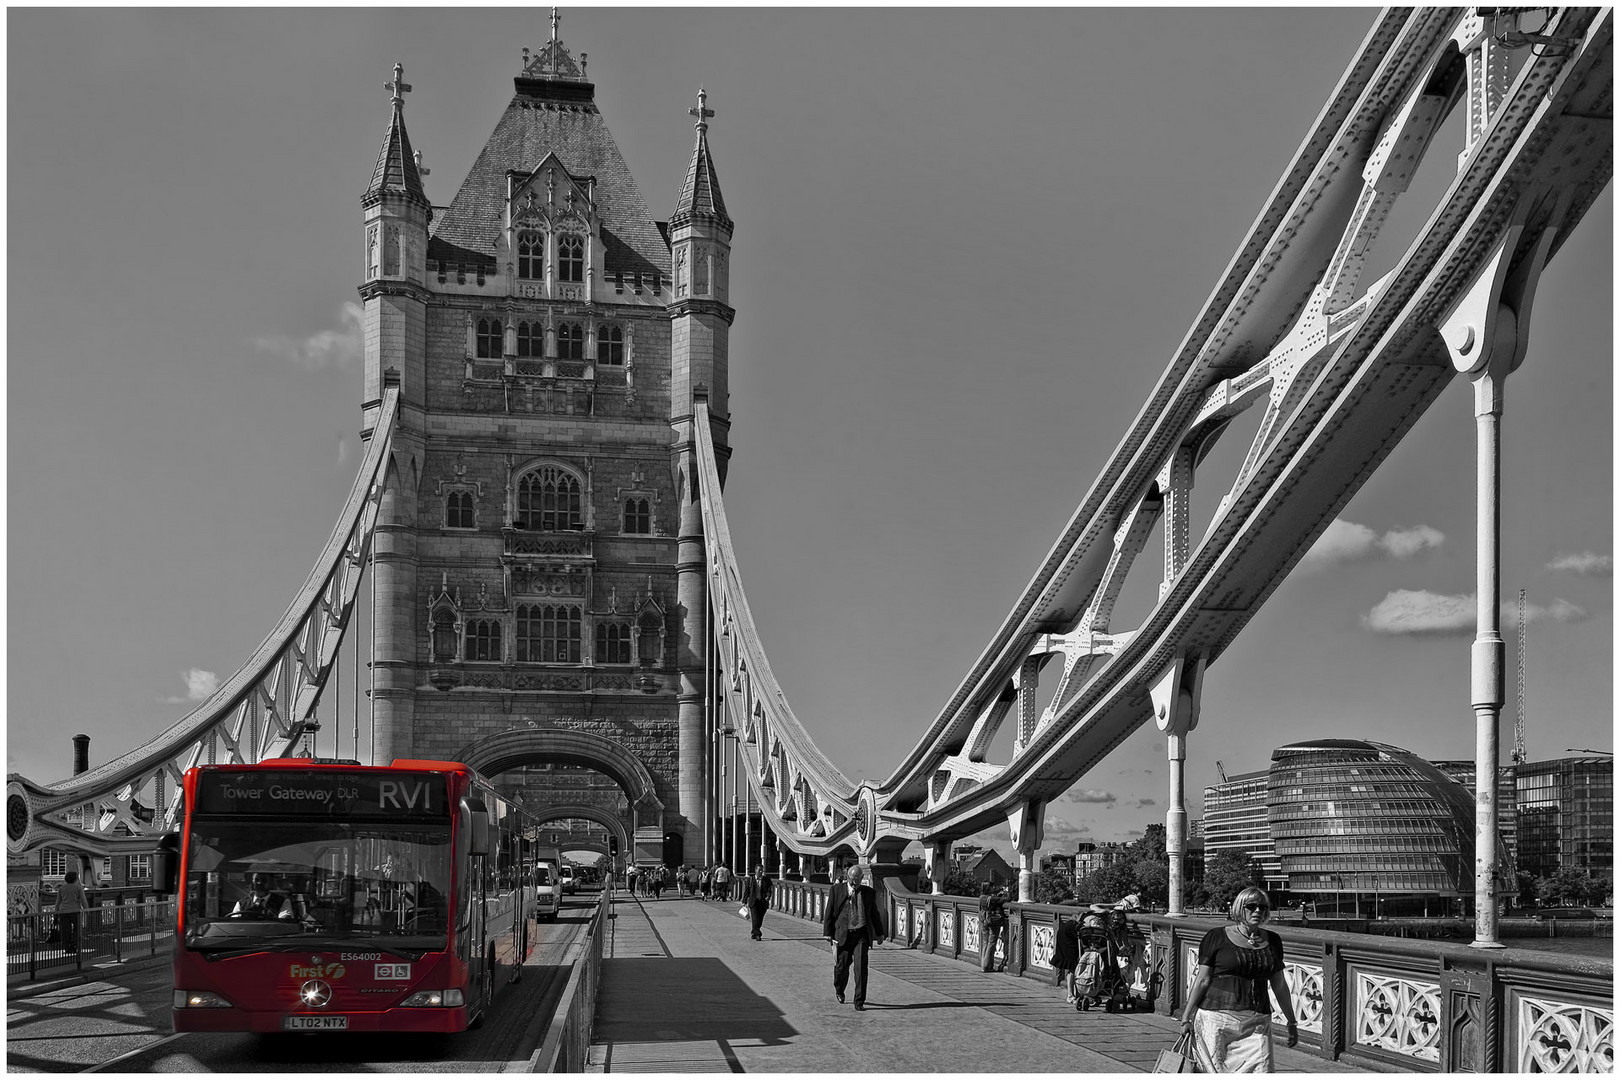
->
<box><xmin>196</xmin><ymin>771</ymin><xmax>446</xmax><ymax>819</ymax></box>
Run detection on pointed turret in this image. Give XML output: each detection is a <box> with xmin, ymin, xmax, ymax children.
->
<box><xmin>360</xmin><ymin>62</ymin><xmax>432</xmax><ymax>421</ymax></box>
<box><xmin>669</xmin><ymin>87</ymin><xmax>736</xmax><ymax>466</ymax></box>
<box><xmin>365</xmin><ymin>63</ymin><xmax>430</xmax><ymax>209</ymax></box>
<box><xmin>672</xmin><ymin>88</ymin><xmax>730</xmax><ymax>230</ymax></box>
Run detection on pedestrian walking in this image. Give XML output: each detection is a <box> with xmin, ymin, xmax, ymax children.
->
<box><xmin>651</xmin><ymin>864</ymin><xmax>666</xmax><ymax>900</ymax></box>
<box><xmin>1052</xmin><ymin>910</ymin><xmax>1081</xmax><ymax>1003</ymax></box>
<box><xmin>53</xmin><ymin>869</ymin><xmax>87</xmax><ymax>955</ymax></box>
<box><xmin>1179</xmin><ymin>887</ymin><xmax>1299</xmax><ymax>1072</ymax></box>
<box><xmin>742</xmin><ymin>865</ymin><xmax>773</xmax><ymax>940</ymax></box>
<box><xmin>714</xmin><ymin>863</ymin><xmax>732</xmax><ymax>903</ymax></box>
<box><xmin>978</xmin><ymin>882</ymin><xmax>1008</xmax><ymax>972</ymax></box>
<box><xmin>687</xmin><ymin>864</ymin><xmax>701</xmax><ymax>898</ymax></box>
<box><xmin>626</xmin><ymin>864</ymin><xmax>639</xmax><ymax>897</ymax></box>
<box><xmin>701</xmin><ymin>866</ymin><xmax>713</xmax><ymax>900</ymax></box>
<box><xmin>822</xmin><ymin>864</ymin><xmax>886</xmax><ymax>1009</ymax></box>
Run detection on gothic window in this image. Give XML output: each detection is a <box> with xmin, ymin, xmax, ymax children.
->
<box><xmin>517</xmin><ymin>321</ymin><xmax>543</xmax><ymax>358</ymax></box>
<box><xmin>127</xmin><ymin>854</ymin><xmax>152</xmax><ymax>882</ymax></box>
<box><xmin>40</xmin><ymin>849</ymin><xmax>71</xmax><ymax>879</ymax></box>
<box><xmin>557</xmin><ymin>322</ymin><xmax>584</xmax><ymax>361</ymax></box>
<box><xmin>477</xmin><ymin>318</ymin><xmax>503</xmax><ymax>359</ymax></box>
<box><xmin>558</xmin><ymin>234</ymin><xmax>584</xmax><ymax>283</ymax></box>
<box><xmin>637</xmin><ymin>610</ymin><xmax>663</xmax><ymax>667</ymax></box>
<box><xmin>517</xmin><ymin>232</ymin><xmax>543</xmax><ymax>279</ymax></box>
<box><xmin>465</xmin><ymin>619</ymin><xmax>502</xmax><ymax>662</ymax></box>
<box><xmin>596</xmin><ymin>324</ymin><xmax>624</xmax><ymax>366</ymax></box>
<box><xmin>622</xmin><ymin>498</ymin><xmax>651</xmax><ymax>535</ymax></box>
<box><xmin>596</xmin><ymin>621</ymin><xmax>632</xmax><ymax>665</ymax></box>
<box><xmin>517</xmin><ymin>603</ymin><xmax>580</xmax><ymax>663</ymax></box>
<box><xmin>445</xmin><ymin>491</ymin><xmax>475</xmax><ymax>529</ymax></box>
<box><xmin>516</xmin><ymin>465</ymin><xmax>584</xmax><ymax>531</ymax></box>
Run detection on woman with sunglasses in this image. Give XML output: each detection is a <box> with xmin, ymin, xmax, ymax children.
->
<box><xmin>1178</xmin><ymin>886</ymin><xmax>1299</xmax><ymax>1072</ymax></box>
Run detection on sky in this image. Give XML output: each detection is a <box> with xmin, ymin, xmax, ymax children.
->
<box><xmin>8</xmin><ymin>7</ymin><xmax>1613</xmax><ymax>862</ymax></box>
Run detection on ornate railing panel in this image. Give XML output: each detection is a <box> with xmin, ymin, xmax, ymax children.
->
<box><xmin>6</xmin><ymin>386</ymin><xmax>401</xmax><ymax>857</ymax></box>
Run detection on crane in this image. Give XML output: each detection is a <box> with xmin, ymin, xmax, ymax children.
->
<box><xmin>1513</xmin><ymin>589</ymin><xmax>1528</xmax><ymax>766</ymax></box>
<box><xmin>1215</xmin><ymin>760</ymin><xmax>1229</xmax><ymax>784</ymax></box>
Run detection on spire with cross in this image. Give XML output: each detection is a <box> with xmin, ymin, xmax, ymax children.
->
<box><xmin>690</xmin><ymin>87</ymin><xmax>715</xmax><ymax>132</ymax></box>
<box><xmin>386</xmin><ymin>62</ymin><xmax>412</xmax><ymax>109</ymax></box>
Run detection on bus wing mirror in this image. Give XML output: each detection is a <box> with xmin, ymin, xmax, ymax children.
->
<box><xmin>462</xmin><ymin>798</ymin><xmax>492</xmax><ymax>857</ymax></box>
<box><xmin>153</xmin><ymin>833</ymin><xmax>181</xmax><ymax>894</ymax></box>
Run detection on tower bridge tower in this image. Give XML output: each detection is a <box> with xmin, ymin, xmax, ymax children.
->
<box><xmin>359</xmin><ymin>20</ymin><xmax>732</xmax><ymax>868</ymax></box>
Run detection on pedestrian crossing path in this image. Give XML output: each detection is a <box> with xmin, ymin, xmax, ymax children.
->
<box><xmin>587</xmin><ymin>893</ymin><xmax>1364</xmax><ymax>1073</ymax></box>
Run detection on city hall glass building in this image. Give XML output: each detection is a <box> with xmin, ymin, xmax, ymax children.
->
<box><xmin>1267</xmin><ymin>740</ymin><xmax>1491</xmax><ymax>904</ymax></box>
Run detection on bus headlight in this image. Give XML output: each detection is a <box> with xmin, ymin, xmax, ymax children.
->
<box><xmin>174</xmin><ymin>990</ymin><xmax>233</xmax><ymax>1009</ymax></box>
<box><xmin>398</xmin><ymin>988</ymin><xmax>463</xmax><ymax>1008</ymax></box>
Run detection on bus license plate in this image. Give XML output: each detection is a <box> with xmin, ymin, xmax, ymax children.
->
<box><xmin>284</xmin><ymin>1015</ymin><xmax>349</xmax><ymax>1031</ymax></box>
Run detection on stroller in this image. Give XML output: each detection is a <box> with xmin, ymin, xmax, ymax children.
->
<box><xmin>1073</xmin><ymin>905</ymin><xmax>1136</xmax><ymax>1011</ymax></box>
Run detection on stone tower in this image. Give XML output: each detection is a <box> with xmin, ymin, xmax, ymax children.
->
<box><xmin>358</xmin><ymin>22</ymin><xmax>732</xmax><ymax>870</ymax></box>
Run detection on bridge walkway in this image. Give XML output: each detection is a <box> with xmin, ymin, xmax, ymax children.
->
<box><xmin>589</xmin><ymin>892</ymin><xmax>1358</xmax><ymax>1073</ymax></box>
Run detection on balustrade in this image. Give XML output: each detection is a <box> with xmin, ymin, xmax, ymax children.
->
<box><xmin>763</xmin><ymin>878</ymin><xmax>1612</xmax><ymax>1073</ymax></box>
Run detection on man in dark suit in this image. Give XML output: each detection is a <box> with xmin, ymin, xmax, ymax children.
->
<box><xmin>741</xmin><ymin>865</ymin><xmax>773</xmax><ymax>940</ymax></box>
<box><xmin>821</xmin><ymin>864</ymin><xmax>887</xmax><ymax>1010</ymax></box>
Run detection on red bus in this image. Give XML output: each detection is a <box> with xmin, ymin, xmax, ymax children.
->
<box><xmin>168</xmin><ymin>759</ymin><xmax>536</xmax><ymax>1033</ymax></box>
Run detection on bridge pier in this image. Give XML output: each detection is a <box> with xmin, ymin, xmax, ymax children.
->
<box><xmin>1007</xmin><ymin>800</ymin><xmax>1044</xmax><ymax>903</ymax></box>
<box><xmin>1440</xmin><ymin>177</ymin><xmax>1567</xmax><ymax>950</ymax></box>
<box><xmin>1152</xmin><ymin>656</ymin><xmax>1203</xmax><ymax>918</ymax></box>
<box><xmin>923</xmin><ymin>840</ymin><xmax>950</xmax><ymax>895</ymax></box>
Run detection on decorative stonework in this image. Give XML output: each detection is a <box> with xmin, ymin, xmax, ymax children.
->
<box><xmin>1284</xmin><ymin>961</ymin><xmax>1326</xmax><ymax>1035</ymax></box>
<box><xmin>1516</xmin><ymin>995</ymin><xmax>1614</xmax><ymax>1073</ymax></box>
<box><xmin>1355</xmin><ymin>970</ymin><xmax>1442</xmax><ymax>1062</ymax></box>
<box><xmin>938</xmin><ymin>909</ymin><xmax>955</xmax><ymax>950</ymax></box>
<box><xmin>1028</xmin><ymin>922</ymin><xmax>1055</xmax><ymax>970</ymax></box>
<box><xmin>894</xmin><ymin>904</ymin><xmax>908</xmax><ymax>943</ymax></box>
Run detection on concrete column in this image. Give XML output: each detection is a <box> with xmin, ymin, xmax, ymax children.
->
<box><xmin>1438</xmin><ymin>195</ymin><xmax>1563</xmax><ymax>947</ymax></box>
<box><xmin>370</xmin><ymin>440</ymin><xmax>420</xmax><ymax>764</ymax></box>
<box><xmin>923</xmin><ymin>840</ymin><xmax>951</xmax><ymax>895</ymax></box>
<box><xmin>1468</xmin><ymin>388</ymin><xmax>1506</xmax><ymax>948</ymax></box>
<box><xmin>675</xmin><ymin>444</ymin><xmax>708</xmax><ymax>868</ymax></box>
<box><xmin>1007</xmin><ymin>801</ymin><xmax>1044</xmax><ymax>903</ymax></box>
<box><xmin>1152</xmin><ymin>656</ymin><xmax>1204</xmax><ymax>918</ymax></box>
<box><xmin>1166</xmin><ymin>736</ymin><xmax>1189</xmax><ymax>917</ymax></box>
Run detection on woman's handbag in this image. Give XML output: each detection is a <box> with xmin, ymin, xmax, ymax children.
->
<box><xmin>1153</xmin><ymin>1031</ymin><xmax>1194</xmax><ymax>1073</ymax></box>
<box><xmin>738</xmin><ymin>905</ymin><xmax>749</xmax><ymax>919</ymax></box>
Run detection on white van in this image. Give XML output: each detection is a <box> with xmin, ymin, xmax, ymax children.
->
<box><xmin>534</xmin><ymin>847</ymin><xmax>562</xmax><ymax>921</ymax></box>
<box><xmin>559</xmin><ymin>864</ymin><xmax>578</xmax><ymax>895</ymax></box>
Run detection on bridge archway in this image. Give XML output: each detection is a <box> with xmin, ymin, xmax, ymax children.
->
<box><xmin>529</xmin><ymin>803</ymin><xmax>629</xmax><ymax>865</ymax></box>
<box><xmin>454</xmin><ymin>727</ymin><xmax>666</xmax><ymax>865</ymax></box>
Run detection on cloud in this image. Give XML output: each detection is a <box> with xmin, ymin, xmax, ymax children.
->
<box><xmin>158</xmin><ymin>668</ymin><xmax>219</xmax><ymax>705</ymax></box>
<box><xmin>1066</xmin><ymin>789</ymin><xmax>1117</xmax><ymax>804</ymax></box>
<box><xmin>1298</xmin><ymin>519</ymin><xmax>1444</xmax><ymax>572</ymax></box>
<box><xmin>252</xmin><ymin>302</ymin><xmax>364</xmax><ymax>369</ymax></box>
<box><xmin>1547</xmin><ymin>552</ymin><xmax>1612</xmax><ymax>577</ymax></box>
<box><xmin>1516</xmin><ymin>598</ymin><xmax>1589</xmax><ymax>627</ymax></box>
<box><xmin>1363</xmin><ymin>591</ymin><xmax>1589</xmax><ymax>636</ymax></box>
<box><xmin>1133</xmin><ymin>798</ymin><xmax>1157</xmax><ymax>808</ymax></box>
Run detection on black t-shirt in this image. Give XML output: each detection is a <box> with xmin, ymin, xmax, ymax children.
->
<box><xmin>1197</xmin><ymin>926</ymin><xmax>1283</xmax><ymax>1014</ymax></box>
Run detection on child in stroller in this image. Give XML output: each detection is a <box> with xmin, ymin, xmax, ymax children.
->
<box><xmin>1073</xmin><ymin>901</ymin><xmax>1141</xmax><ymax>1011</ymax></box>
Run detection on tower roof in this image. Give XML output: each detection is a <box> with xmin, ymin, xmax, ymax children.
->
<box><xmin>365</xmin><ymin>63</ymin><xmax>428</xmax><ymax>207</ymax></box>
<box><xmin>672</xmin><ymin>88</ymin><xmax>730</xmax><ymax>230</ymax></box>
<box><xmin>430</xmin><ymin>31</ymin><xmax>667</xmax><ymax>277</ymax></box>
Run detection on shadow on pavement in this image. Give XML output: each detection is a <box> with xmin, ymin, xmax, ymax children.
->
<box><xmin>860</xmin><ymin>1000</ymin><xmax>1023</xmax><ymax>1010</ymax></box>
<box><xmin>595</xmin><ymin>958</ymin><xmax>798</xmax><ymax>1045</ymax></box>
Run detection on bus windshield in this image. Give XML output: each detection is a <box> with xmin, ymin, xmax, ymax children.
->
<box><xmin>184</xmin><ymin>820</ymin><xmax>450</xmax><ymax>952</ymax></box>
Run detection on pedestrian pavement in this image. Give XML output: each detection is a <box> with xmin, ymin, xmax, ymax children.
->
<box><xmin>587</xmin><ymin>893</ymin><xmax>1363</xmax><ymax>1073</ymax></box>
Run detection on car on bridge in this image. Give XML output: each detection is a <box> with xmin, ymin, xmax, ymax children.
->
<box><xmin>559</xmin><ymin>865</ymin><xmax>578</xmax><ymax>895</ymax></box>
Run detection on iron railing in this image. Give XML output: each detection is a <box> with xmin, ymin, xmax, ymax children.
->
<box><xmin>7</xmin><ymin>896</ymin><xmax>175</xmax><ymax>981</ymax></box>
<box><xmin>534</xmin><ymin>889</ymin><xmax>608</xmax><ymax>1072</ymax></box>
